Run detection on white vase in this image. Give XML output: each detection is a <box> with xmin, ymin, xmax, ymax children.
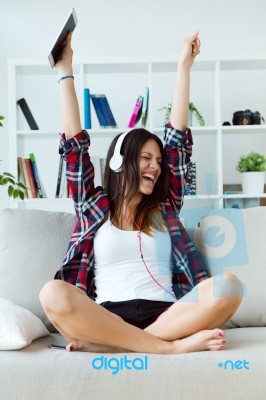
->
<box><xmin>241</xmin><ymin>172</ymin><xmax>265</xmax><ymax>195</ymax></box>
<box><xmin>188</xmin><ymin>110</ymin><xmax>193</xmax><ymax>127</ymax></box>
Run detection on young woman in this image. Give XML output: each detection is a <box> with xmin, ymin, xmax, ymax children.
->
<box><xmin>40</xmin><ymin>32</ymin><xmax>242</xmax><ymax>354</ymax></box>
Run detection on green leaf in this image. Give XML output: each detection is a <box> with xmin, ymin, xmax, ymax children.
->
<box><xmin>3</xmin><ymin>172</ymin><xmax>15</xmax><ymax>178</ymax></box>
<box><xmin>189</xmin><ymin>102</ymin><xmax>205</xmax><ymax>126</ymax></box>
<box><xmin>8</xmin><ymin>185</ymin><xmax>14</xmax><ymax>197</ymax></box>
<box><xmin>17</xmin><ymin>182</ymin><xmax>28</xmax><ymax>189</ymax></box>
<box><xmin>1</xmin><ymin>177</ymin><xmax>8</xmax><ymax>185</ymax></box>
<box><xmin>18</xmin><ymin>190</ymin><xmax>25</xmax><ymax>200</ymax></box>
<box><xmin>5</xmin><ymin>177</ymin><xmax>16</xmax><ymax>185</ymax></box>
<box><xmin>12</xmin><ymin>189</ymin><xmax>19</xmax><ymax>199</ymax></box>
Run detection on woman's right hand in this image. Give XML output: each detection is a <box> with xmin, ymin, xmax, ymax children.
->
<box><xmin>55</xmin><ymin>32</ymin><xmax>73</xmax><ymax>76</ymax></box>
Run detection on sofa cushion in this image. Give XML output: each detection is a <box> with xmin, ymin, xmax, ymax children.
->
<box><xmin>0</xmin><ymin>297</ymin><xmax>49</xmax><ymax>350</ymax></box>
<box><xmin>0</xmin><ymin>209</ymin><xmax>77</xmax><ymax>332</ymax></box>
<box><xmin>1</xmin><ymin>328</ymin><xmax>265</xmax><ymax>400</ymax></box>
<box><xmin>193</xmin><ymin>207</ymin><xmax>266</xmax><ymax>328</ymax></box>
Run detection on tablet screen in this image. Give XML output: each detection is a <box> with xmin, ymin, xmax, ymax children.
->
<box><xmin>48</xmin><ymin>8</ymin><xmax>78</xmax><ymax>68</ymax></box>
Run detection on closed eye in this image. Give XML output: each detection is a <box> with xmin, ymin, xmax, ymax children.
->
<box><xmin>140</xmin><ymin>152</ymin><xmax>162</xmax><ymax>166</ymax></box>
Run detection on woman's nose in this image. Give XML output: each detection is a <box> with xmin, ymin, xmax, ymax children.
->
<box><xmin>150</xmin><ymin>160</ymin><xmax>159</xmax><ymax>169</ymax></box>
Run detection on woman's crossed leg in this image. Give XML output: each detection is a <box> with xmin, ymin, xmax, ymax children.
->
<box><xmin>39</xmin><ymin>273</ymin><xmax>242</xmax><ymax>354</ymax></box>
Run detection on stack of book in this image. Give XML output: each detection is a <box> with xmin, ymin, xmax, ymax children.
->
<box><xmin>17</xmin><ymin>154</ymin><xmax>45</xmax><ymax>198</ymax></box>
<box><xmin>128</xmin><ymin>87</ymin><xmax>149</xmax><ymax>128</ymax></box>
<box><xmin>55</xmin><ymin>155</ymin><xmax>105</xmax><ymax>197</ymax></box>
<box><xmin>55</xmin><ymin>157</ymin><xmax>70</xmax><ymax>198</ymax></box>
<box><xmin>84</xmin><ymin>90</ymin><xmax>117</xmax><ymax>129</ymax></box>
<box><xmin>184</xmin><ymin>162</ymin><xmax>197</xmax><ymax>195</ymax></box>
<box><xmin>83</xmin><ymin>87</ymin><xmax>149</xmax><ymax>130</ymax></box>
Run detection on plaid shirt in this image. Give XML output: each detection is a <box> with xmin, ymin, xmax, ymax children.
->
<box><xmin>54</xmin><ymin>124</ymin><xmax>208</xmax><ymax>300</ymax></box>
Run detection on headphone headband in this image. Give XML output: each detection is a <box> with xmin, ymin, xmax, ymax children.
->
<box><xmin>109</xmin><ymin>130</ymin><xmax>131</xmax><ymax>172</ymax></box>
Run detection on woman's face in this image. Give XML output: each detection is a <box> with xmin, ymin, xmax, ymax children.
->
<box><xmin>138</xmin><ymin>139</ymin><xmax>162</xmax><ymax>197</ymax></box>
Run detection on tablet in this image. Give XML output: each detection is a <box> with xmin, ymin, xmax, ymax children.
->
<box><xmin>48</xmin><ymin>8</ymin><xmax>78</xmax><ymax>68</ymax></box>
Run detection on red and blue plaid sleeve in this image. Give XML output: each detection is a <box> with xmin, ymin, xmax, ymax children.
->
<box><xmin>59</xmin><ymin>130</ymin><xmax>104</xmax><ymax>218</ymax></box>
<box><xmin>163</xmin><ymin>124</ymin><xmax>208</xmax><ymax>297</ymax></box>
<box><xmin>55</xmin><ymin>130</ymin><xmax>110</xmax><ymax>295</ymax></box>
<box><xmin>163</xmin><ymin>122</ymin><xmax>193</xmax><ymax>213</ymax></box>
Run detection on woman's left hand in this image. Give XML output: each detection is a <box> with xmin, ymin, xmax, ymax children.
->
<box><xmin>178</xmin><ymin>31</ymin><xmax>201</xmax><ymax>68</ymax></box>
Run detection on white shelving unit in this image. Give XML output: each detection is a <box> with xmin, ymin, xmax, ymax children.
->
<box><xmin>8</xmin><ymin>56</ymin><xmax>266</xmax><ymax>223</ymax></box>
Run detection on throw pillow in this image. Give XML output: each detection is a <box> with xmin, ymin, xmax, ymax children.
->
<box><xmin>0</xmin><ymin>209</ymin><xmax>77</xmax><ymax>332</ymax></box>
<box><xmin>192</xmin><ymin>207</ymin><xmax>266</xmax><ymax>328</ymax></box>
<box><xmin>0</xmin><ymin>297</ymin><xmax>49</xmax><ymax>350</ymax></box>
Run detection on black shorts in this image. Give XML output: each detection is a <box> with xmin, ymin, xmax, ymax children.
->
<box><xmin>100</xmin><ymin>299</ymin><xmax>174</xmax><ymax>329</ymax></box>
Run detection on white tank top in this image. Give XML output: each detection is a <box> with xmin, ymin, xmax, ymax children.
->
<box><xmin>93</xmin><ymin>219</ymin><xmax>176</xmax><ymax>304</ymax></box>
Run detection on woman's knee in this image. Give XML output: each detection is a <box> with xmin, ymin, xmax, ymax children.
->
<box><xmin>211</xmin><ymin>273</ymin><xmax>243</xmax><ymax>309</ymax></box>
<box><xmin>39</xmin><ymin>280</ymin><xmax>75</xmax><ymax>315</ymax></box>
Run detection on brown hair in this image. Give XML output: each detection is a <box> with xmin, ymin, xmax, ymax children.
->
<box><xmin>104</xmin><ymin>128</ymin><xmax>169</xmax><ymax>234</ymax></box>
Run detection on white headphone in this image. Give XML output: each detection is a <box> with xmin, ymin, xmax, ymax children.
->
<box><xmin>109</xmin><ymin>130</ymin><xmax>131</xmax><ymax>172</ymax></box>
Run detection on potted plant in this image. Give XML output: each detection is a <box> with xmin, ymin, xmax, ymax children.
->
<box><xmin>0</xmin><ymin>115</ymin><xmax>27</xmax><ymax>199</ymax></box>
<box><xmin>236</xmin><ymin>151</ymin><xmax>266</xmax><ymax>195</ymax></box>
<box><xmin>160</xmin><ymin>102</ymin><xmax>205</xmax><ymax>127</ymax></box>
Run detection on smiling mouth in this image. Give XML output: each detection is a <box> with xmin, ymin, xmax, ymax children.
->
<box><xmin>142</xmin><ymin>174</ymin><xmax>155</xmax><ymax>184</ymax></box>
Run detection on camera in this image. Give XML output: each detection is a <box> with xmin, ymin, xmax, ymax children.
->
<box><xmin>233</xmin><ymin>109</ymin><xmax>261</xmax><ymax>125</ymax></box>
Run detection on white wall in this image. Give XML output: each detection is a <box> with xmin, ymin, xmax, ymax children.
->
<box><xmin>1</xmin><ymin>0</ymin><xmax>266</xmax><ymax>207</ymax></box>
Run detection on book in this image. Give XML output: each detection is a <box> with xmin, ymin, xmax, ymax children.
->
<box><xmin>91</xmin><ymin>94</ymin><xmax>117</xmax><ymax>128</ymax></box>
<box><xmin>55</xmin><ymin>157</ymin><xmax>64</xmax><ymax>198</ymax></box>
<box><xmin>29</xmin><ymin>153</ymin><xmax>44</xmax><ymax>198</ymax></box>
<box><xmin>59</xmin><ymin>160</ymin><xmax>67</xmax><ymax>198</ymax></box>
<box><xmin>48</xmin><ymin>8</ymin><xmax>78</xmax><ymax>68</ymax></box>
<box><xmin>141</xmin><ymin>87</ymin><xmax>149</xmax><ymax>127</ymax></box>
<box><xmin>84</xmin><ymin>88</ymin><xmax>92</xmax><ymax>129</ymax></box>
<box><xmin>185</xmin><ymin>162</ymin><xmax>196</xmax><ymax>195</ymax></box>
<box><xmin>17</xmin><ymin>157</ymin><xmax>28</xmax><ymax>198</ymax></box>
<box><xmin>17</xmin><ymin>98</ymin><xmax>39</xmax><ymax>130</ymax></box>
<box><xmin>128</xmin><ymin>95</ymin><xmax>143</xmax><ymax>128</ymax></box>
<box><xmin>20</xmin><ymin>157</ymin><xmax>32</xmax><ymax>198</ymax></box>
<box><xmin>24</xmin><ymin>158</ymin><xmax>38</xmax><ymax>198</ymax></box>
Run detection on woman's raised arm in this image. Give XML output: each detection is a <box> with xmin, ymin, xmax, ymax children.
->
<box><xmin>55</xmin><ymin>33</ymin><xmax>82</xmax><ymax>139</ymax></box>
<box><xmin>170</xmin><ymin>32</ymin><xmax>201</xmax><ymax>131</ymax></box>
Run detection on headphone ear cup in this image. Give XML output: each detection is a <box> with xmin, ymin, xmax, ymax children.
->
<box><xmin>109</xmin><ymin>154</ymin><xmax>124</xmax><ymax>172</ymax></box>
<box><xmin>109</xmin><ymin>130</ymin><xmax>130</xmax><ymax>172</ymax></box>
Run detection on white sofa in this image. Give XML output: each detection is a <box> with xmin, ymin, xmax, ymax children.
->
<box><xmin>1</xmin><ymin>207</ymin><xmax>266</xmax><ymax>400</ymax></box>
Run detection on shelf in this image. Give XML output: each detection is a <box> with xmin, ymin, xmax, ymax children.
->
<box><xmin>9</xmin><ymin>55</ymin><xmax>266</xmax><ymax>217</ymax></box>
<box><xmin>221</xmin><ymin>125</ymin><xmax>266</xmax><ymax>134</ymax></box>
<box><xmin>18</xmin><ymin>198</ymin><xmax>73</xmax><ymax>203</ymax></box>
<box><xmin>16</xmin><ymin>129</ymin><xmax>124</xmax><ymax>137</ymax></box>
<box><xmin>19</xmin><ymin>194</ymin><xmax>266</xmax><ymax>202</ymax></box>
<box><xmin>184</xmin><ymin>194</ymin><xmax>259</xmax><ymax>200</ymax></box>
<box><xmin>152</xmin><ymin>126</ymin><xmax>218</xmax><ymax>135</ymax></box>
<box><xmin>220</xmin><ymin>59</ymin><xmax>266</xmax><ymax>71</ymax></box>
<box><xmin>17</xmin><ymin>130</ymin><xmax>61</xmax><ymax>136</ymax></box>
<box><xmin>223</xmin><ymin>193</ymin><xmax>266</xmax><ymax>199</ymax></box>
<box><xmin>151</xmin><ymin>60</ymin><xmax>217</xmax><ymax>73</ymax></box>
<box><xmin>185</xmin><ymin>194</ymin><xmax>221</xmax><ymax>200</ymax></box>
<box><xmin>85</xmin><ymin>128</ymin><xmax>125</xmax><ymax>137</ymax></box>
<box><xmin>17</xmin><ymin>126</ymin><xmax>219</xmax><ymax>137</ymax></box>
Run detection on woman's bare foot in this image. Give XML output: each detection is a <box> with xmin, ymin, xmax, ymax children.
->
<box><xmin>66</xmin><ymin>340</ymin><xmax>129</xmax><ymax>353</ymax></box>
<box><xmin>66</xmin><ymin>328</ymin><xmax>225</xmax><ymax>354</ymax></box>
<box><xmin>172</xmin><ymin>328</ymin><xmax>225</xmax><ymax>353</ymax></box>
